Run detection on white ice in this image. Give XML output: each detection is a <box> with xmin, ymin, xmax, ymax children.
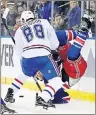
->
<box><xmin>1</xmin><ymin>84</ymin><xmax>95</xmax><ymax>114</ymax></box>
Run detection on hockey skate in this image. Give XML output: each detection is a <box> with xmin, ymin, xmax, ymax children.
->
<box><xmin>1</xmin><ymin>104</ymin><xmax>17</xmax><ymax>114</ymax></box>
<box><xmin>4</xmin><ymin>88</ymin><xmax>15</xmax><ymax>103</ymax></box>
<box><xmin>35</xmin><ymin>93</ymin><xmax>55</xmax><ymax>110</ymax></box>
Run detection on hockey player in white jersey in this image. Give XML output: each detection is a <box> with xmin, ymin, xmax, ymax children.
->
<box><xmin>5</xmin><ymin>11</ymin><xmax>62</xmax><ymax>109</ymax></box>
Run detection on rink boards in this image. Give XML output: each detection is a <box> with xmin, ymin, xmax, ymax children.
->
<box><xmin>1</xmin><ymin>38</ymin><xmax>95</xmax><ymax>102</ymax></box>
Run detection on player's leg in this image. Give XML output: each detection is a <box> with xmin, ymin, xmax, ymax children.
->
<box><xmin>4</xmin><ymin>62</ymin><xmax>37</xmax><ymax>103</ymax></box>
<box><xmin>63</xmin><ymin>31</ymin><xmax>88</xmax><ymax>80</ymax></box>
<box><xmin>43</xmin><ymin>73</ymin><xmax>70</xmax><ymax>104</ymax></box>
<box><xmin>1</xmin><ymin>98</ymin><xmax>16</xmax><ymax>114</ymax></box>
<box><xmin>52</xmin><ymin>50</ymin><xmax>70</xmax><ymax>104</ymax></box>
<box><xmin>18</xmin><ymin>56</ymin><xmax>55</xmax><ymax>108</ymax></box>
<box><xmin>4</xmin><ymin>71</ymin><xmax>30</xmax><ymax>103</ymax></box>
<box><xmin>36</xmin><ymin>55</ymin><xmax>63</xmax><ymax>108</ymax></box>
<box><xmin>58</xmin><ymin>43</ymin><xmax>71</xmax><ymax>88</ymax></box>
<box><xmin>52</xmin><ymin>68</ymin><xmax>70</xmax><ymax>104</ymax></box>
<box><xmin>40</xmin><ymin>52</ymin><xmax>70</xmax><ymax>104</ymax></box>
<box><xmin>52</xmin><ymin>88</ymin><xmax>70</xmax><ymax>104</ymax></box>
<box><xmin>35</xmin><ymin>70</ymin><xmax>70</xmax><ymax>104</ymax></box>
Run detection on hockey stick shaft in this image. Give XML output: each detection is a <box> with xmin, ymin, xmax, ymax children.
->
<box><xmin>34</xmin><ymin>77</ymin><xmax>42</xmax><ymax>92</ymax></box>
<box><xmin>2</xmin><ymin>8</ymin><xmax>15</xmax><ymax>44</ymax></box>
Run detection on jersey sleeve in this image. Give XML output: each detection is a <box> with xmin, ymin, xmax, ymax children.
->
<box><xmin>14</xmin><ymin>28</ymin><xmax>23</xmax><ymax>59</ymax></box>
<box><xmin>45</xmin><ymin>20</ymin><xmax>59</xmax><ymax>50</ymax></box>
<box><xmin>56</xmin><ymin>30</ymin><xmax>77</xmax><ymax>46</ymax></box>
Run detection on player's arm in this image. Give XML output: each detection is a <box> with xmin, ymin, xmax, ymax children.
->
<box><xmin>56</xmin><ymin>13</ymin><xmax>93</xmax><ymax>47</ymax></box>
<box><xmin>45</xmin><ymin>20</ymin><xmax>59</xmax><ymax>50</ymax></box>
<box><xmin>56</xmin><ymin>30</ymin><xmax>77</xmax><ymax>46</ymax></box>
<box><xmin>14</xmin><ymin>28</ymin><xmax>23</xmax><ymax>59</ymax></box>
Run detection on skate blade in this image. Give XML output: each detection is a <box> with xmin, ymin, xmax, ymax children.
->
<box><xmin>35</xmin><ymin>105</ymin><xmax>56</xmax><ymax>114</ymax></box>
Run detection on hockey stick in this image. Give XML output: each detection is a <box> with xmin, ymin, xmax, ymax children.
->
<box><xmin>2</xmin><ymin>8</ymin><xmax>15</xmax><ymax>44</ymax></box>
<box><xmin>34</xmin><ymin>77</ymin><xmax>42</xmax><ymax>92</ymax></box>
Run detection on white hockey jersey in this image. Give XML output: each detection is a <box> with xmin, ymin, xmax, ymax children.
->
<box><xmin>14</xmin><ymin>19</ymin><xmax>59</xmax><ymax>58</ymax></box>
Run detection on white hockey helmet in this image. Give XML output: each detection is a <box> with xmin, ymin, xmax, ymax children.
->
<box><xmin>20</xmin><ymin>11</ymin><xmax>35</xmax><ymax>22</ymax></box>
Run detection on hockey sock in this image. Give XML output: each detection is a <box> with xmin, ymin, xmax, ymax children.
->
<box><xmin>67</xmin><ymin>31</ymin><xmax>88</xmax><ymax>60</ymax></box>
<box><xmin>10</xmin><ymin>72</ymin><xmax>28</xmax><ymax>95</ymax></box>
<box><xmin>39</xmin><ymin>77</ymin><xmax>62</xmax><ymax>102</ymax></box>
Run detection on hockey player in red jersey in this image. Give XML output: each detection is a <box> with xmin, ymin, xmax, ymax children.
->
<box><xmin>51</xmin><ymin>13</ymin><xmax>93</xmax><ymax>104</ymax></box>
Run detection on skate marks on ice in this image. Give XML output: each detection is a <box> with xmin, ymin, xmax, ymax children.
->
<box><xmin>1</xmin><ymin>85</ymin><xmax>95</xmax><ymax>114</ymax></box>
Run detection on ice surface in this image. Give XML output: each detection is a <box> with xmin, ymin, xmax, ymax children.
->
<box><xmin>1</xmin><ymin>84</ymin><xmax>95</xmax><ymax>114</ymax></box>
